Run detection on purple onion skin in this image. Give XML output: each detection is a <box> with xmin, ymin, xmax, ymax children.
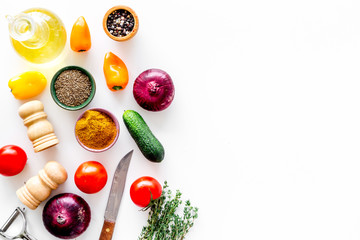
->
<box><xmin>133</xmin><ymin>69</ymin><xmax>175</xmax><ymax>111</ymax></box>
<box><xmin>42</xmin><ymin>193</ymin><xmax>91</xmax><ymax>239</ymax></box>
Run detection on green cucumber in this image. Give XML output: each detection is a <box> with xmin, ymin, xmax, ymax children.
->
<box><xmin>123</xmin><ymin>110</ymin><xmax>165</xmax><ymax>162</ymax></box>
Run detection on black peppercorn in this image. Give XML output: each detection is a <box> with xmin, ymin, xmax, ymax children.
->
<box><xmin>106</xmin><ymin>9</ymin><xmax>135</xmax><ymax>37</ymax></box>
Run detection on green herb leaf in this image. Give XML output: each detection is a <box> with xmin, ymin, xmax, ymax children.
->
<box><xmin>139</xmin><ymin>181</ymin><xmax>199</xmax><ymax>240</ymax></box>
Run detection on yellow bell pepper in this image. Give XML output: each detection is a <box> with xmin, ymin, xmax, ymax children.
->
<box><xmin>8</xmin><ymin>71</ymin><xmax>47</xmax><ymax>100</ymax></box>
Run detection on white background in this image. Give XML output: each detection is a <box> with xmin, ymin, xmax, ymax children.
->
<box><xmin>0</xmin><ymin>0</ymin><xmax>360</xmax><ymax>239</ymax></box>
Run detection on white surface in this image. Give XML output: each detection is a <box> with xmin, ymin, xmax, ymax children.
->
<box><xmin>0</xmin><ymin>0</ymin><xmax>360</xmax><ymax>239</ymax></box>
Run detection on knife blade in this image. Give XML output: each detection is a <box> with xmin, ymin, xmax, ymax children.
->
<box><xmin>99</xmin><ymin>150</ymin><xmax>133</xmax><ymax>240</ymax></box>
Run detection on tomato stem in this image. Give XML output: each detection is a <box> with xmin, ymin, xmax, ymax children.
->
<box><xmin>140</xmin><ymin>191</ymin><xmax>155</xmax><ymax>211</ymax></box>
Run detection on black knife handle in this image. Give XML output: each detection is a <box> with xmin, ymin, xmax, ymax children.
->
<box><xmin>99</xmin><ymin>220</ymin><xmax>115</xmax><ymax>240</ymax></box>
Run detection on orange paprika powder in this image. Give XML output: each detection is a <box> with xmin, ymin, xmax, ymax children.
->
<box><xmin>75</xmin><ymin>110</ymin><xmax>117</xmax><ymax>149</ymax></box>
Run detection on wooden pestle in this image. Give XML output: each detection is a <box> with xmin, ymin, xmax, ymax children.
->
<box><xmin>16</xmin><ymin>161</ymin><xmax>68</xmax><ymax>210</ymax></box>
<box><xmin>18</xmin><ymin>100</ymin><xmax>59</xmax><ymax>152</ymax></box>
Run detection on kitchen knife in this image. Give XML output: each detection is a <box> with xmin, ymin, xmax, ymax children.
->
<box><xmin>99</xmin><ymin>150</ymin><xmax>133</xmax><ymax>240</ymax></box>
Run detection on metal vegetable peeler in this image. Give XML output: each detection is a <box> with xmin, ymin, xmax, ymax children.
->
<box><xmin>0</xmin><ymin>207</ymin><xmax>37</xmax><ymax>240</ymax></box>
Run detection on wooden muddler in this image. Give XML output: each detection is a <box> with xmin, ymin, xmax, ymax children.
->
<box><xmin>16</xmin><ymin>161</ymin><xmax>67</xmax><ymax>210</ymax></box>
<box><xmin>18</xmin><ymin>100</ymin><xmax>59</xmax><ymax>152</ymax></box>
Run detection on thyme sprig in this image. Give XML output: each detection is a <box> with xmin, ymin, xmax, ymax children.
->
<box><xmin>139</xmin><ymin>181</ymin><xmax>199</xmax><ymax>240</ymax></box>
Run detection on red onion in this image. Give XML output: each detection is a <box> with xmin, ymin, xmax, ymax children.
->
<box><xmin>42</xmin><ymin>193</ymin><xmax>91</xmax><ymax>239</ymax></box>
<box><xmin>133</xmin><ymin>69</ymin><xmax>175</xmax><ymax>111</ymax></box>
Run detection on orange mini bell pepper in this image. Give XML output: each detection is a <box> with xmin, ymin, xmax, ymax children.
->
<box><xmin>103</xmin><ymin>52</ymin><xmax>129</xmax><ymax>91</ymax></box>
<box><xmin>70</xmin><ymin>16</ymin><xmax>91</xmax><ymax>52</ymax></box>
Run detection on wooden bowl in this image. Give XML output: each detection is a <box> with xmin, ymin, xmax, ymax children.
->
<box><xmin>103</xmin><ymin>5</ymin><xmax>139</xmax><ymax>41</ymax></box>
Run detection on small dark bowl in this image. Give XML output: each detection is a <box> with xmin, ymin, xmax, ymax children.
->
<box><xmin>75</xmin><ymin>108</ymin><xmax>120</xmax><ymax>153</ymax></box>
<box><xmin>51</xmin><ymin>66</ymin><xmax>96</xmax><ymax>111</ymax></box>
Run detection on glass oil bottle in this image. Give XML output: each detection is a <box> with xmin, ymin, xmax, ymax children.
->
<box><xmin>7</xmin><ymin>8</ymin><xmax>66</xmax><ymax>64</ymax></box>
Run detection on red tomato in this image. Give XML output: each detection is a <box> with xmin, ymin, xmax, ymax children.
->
<box><xmin>0</xmin><ymin>145</ymin><xmax>27</xmax><ymax>176</ymax></box>
<box><xmin>74</xmin><ymin>161</ymin><xmax>107</xmax><ymax>194</ymax></box>
<box><xmin>130</xmin><ymin>176</ymin><xmax>162</xmax><ymax>207</ymax></box>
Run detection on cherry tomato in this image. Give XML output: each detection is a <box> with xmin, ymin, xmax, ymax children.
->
<box><xmin>0</xmin><ymin>145</ymin><xmax>27</xmax><ymax>176</ymax></box>
<box><xmin>74</xmin><ymin>161</ymin><xmax>107</xmax><ymax>194</ymax></box>
<box><xmin>130</xmin><ymin>176</ymin><xmax>162</xmax><ymax>207</ymax></box>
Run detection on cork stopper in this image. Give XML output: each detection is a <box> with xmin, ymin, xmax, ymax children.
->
<box><xmin>18</xmin><ymin>100</ymin><xmax>59</xmax><ymax>152</ymax></box>
<box><xmin>16</xmin><ymin>161</ymin><xmax>67</xmax><ymax>210</ymax></box>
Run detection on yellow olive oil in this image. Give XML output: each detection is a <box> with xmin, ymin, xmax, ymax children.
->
<box><xmin>8</xmin><ymin>8</ymin><xmax>66</xmax><ymax>64</ymax></box>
